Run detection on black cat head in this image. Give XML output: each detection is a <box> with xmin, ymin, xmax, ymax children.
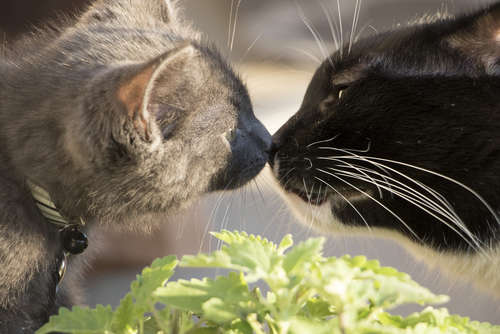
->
<box><xmin>270</xmin><ymin>3</ymin><xmax>500</xmax><ymax>252</ymax></box>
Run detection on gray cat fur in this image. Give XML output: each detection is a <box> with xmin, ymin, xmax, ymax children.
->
<box><xmin>0</xmin><ymin>0</ymin><xmax>271</xmax><ymax>331</ymax></box>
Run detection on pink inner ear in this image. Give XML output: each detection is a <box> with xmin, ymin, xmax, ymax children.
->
<box><xmin>117</xmin><ymin>65</ymin><xmax>155</xmax><ymax>117</ymax></box>
<box><xmin>117</xmin><ymin>65</ymin><xmax>156</xmax><ymax>141</ymax></box>
<box><xmin>495</xmin><ymin>30</ymin><xmax>500</xmax><ymax>42</ymax></box>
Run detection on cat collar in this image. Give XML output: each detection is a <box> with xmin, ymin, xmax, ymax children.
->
<box><xmin>27</xmin><ymin>180</ymin><xmax>88</xmax><ymax>287</ymax></box>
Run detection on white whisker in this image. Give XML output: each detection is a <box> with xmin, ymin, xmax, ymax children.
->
<box><xmin>354</xmin><ymin>20</ymin><xmax>375</xmax><ymax>44</ymax></box>
<box><xmin>319</xmin><ymin>152</ymin><xmax>480</xmax><ymax>247</ymax></box>
<box><xmin>318</xmin><ymin>146</ymin><xmax>392</xmax><ymax>177</ymax></box>
<box><xmin>364</xmin><ymin>156</ymin><xmax>500</xmax><ymax>226</ymax></box>
<box><xmin>336</xmin><ymin>0</ymin><xmax>344</xmax><ymax>58</ymax></box>
<box><xmin>314</xmin><ymin>175</ymin><xmax>371</xmax><ymax>230</ymax></box>
<box><xmin>238</xmin><ymin>32</ymin><xmax>264</xmax><ymax>63</ymax></box>
<box><xmin>296</xmin><ymin>1</ymin><xmax>332</xmax><ymax>65</ymax></box>
<box><xmin>286</xmin><ymin>47</ymin><xmax>322</xmax><ymax>64</ymax></box>
<box><xmin>230</xmin><ymin>0</ymin><xmax>243</xmax><ymax>53</ymax></box>
<box><xmin>348</xmin><ymin>0</ymin><xmax>361</xmax><ymax>55</ymax></box>
<box><xmin>306</xmin><ymin>134</ymin><xmax>341</xmax><ymax>148</ymax></box>
<box><xmin>331</xmin><ymin>168</ymin><xmax>483</xmax><ymax>252</ymax></box>
<box><xmin>317</xmin><ymin>167</ymin><xmax>423</xmax><ymax>243</ymax></box>
<box><xmin>326</xmin><ymin>157</ymin><xmax>384</xmax><ymax>198</ymax></box>
<box><xmin>227</xmin><ymin>0</ymin><xmax>234</xmax><ymax>49</ymax></box>
<box><xmin>319</xmin><ymin>0</ymin><xmax>340</xmax><ymax>51</ymax></box>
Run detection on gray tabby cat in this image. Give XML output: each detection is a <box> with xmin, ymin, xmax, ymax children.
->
<box><xmin>0</xmin><ymin>0</ymin><xmax>271</xmax><ymax>332</ymax></box>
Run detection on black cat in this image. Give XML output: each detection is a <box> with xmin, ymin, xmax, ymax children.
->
<box><xmin>0</xmin><ymin>0</ymin><xmax>270</xmax><ymax>332</ymax></box>
<box><xmin>270</xmin><ymin>3</ymin><xmax>500</xmax><ymax>297</ymax></box>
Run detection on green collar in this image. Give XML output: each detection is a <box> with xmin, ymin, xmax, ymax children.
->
<box><xmin>26</xmin><ymin>180</ymin><xmax>89</xmax><ymax>288</ymax></box>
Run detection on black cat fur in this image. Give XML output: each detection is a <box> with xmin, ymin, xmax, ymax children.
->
<box><xmin>0</xmin><ymin>0</ymin><xmax>271</xmax><ymax>331</ymax></box>
<box><xmin>270</xmin><ymin>3</ymin><xmax>500</xmax><ymax>296</ymax></box>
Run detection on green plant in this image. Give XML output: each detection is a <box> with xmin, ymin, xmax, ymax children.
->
<box><xmin>37</xmin><ymin>231</ymin><xmax>500</xmax><ymax>334</ymax></box>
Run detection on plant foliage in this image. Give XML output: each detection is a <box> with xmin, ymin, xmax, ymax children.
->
<box><xmin>37</xmin><ymin>231</ymin><xmax>500</xmax><ymax>334</ymax></box>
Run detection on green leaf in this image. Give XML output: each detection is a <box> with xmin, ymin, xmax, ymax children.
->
<box><xmin>130</xmin><ymin>255</ymin><xmax>177</xmax><ymax>314</ymax></box>
<box><xmin>36</xmin><ymin>305</ymin><xmax>113</xmax><ymax>334</ymax></box>
<box><xmin>111</xmin><ymin>293</ymin><xmax>136</xmax><ymax>333</ymax></box>
<box><xmin>301</xmin><ymin>298</ymin><xmax>335</xmax><ymax>318</ymax></box>
<box><xmin>155</xmin><ymin>272</ymin><xmax>260</xmax><ymax>324</ymax></box>
<box><xmin>277</xmin><ymin>234</ymin><xmax>294</xmax><ymax>254</ymax></box>
<box><xmin>282</xmin><ymin>237</ymin><xmax>324</xmax><ymax>274</ymax></box>
<box><xmin>183</xmin><ymin>231</ymin><xmax>286</xmax><ymax>286</ymax></box>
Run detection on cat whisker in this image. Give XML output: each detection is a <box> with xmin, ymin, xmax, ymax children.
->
<box><xmin>332</xmin><ymin>162</ymin><xmax>456</xmax><ymax>220</ymax></box>
<box><xmin>227</xmin><ymin>0</ymin><xmax>235</xmax><ymax>49</ymax></box>
<box><xmin>295</xmin><ymin>0</ymin><xmax>333</xmax><ymax>65</ymax></box>
<box><xmin>331</xmin><ymin>168</ymin><xmax>483</xmax><ymax>252</ymax></box>
<box><xmin>317</xmin><ymin>146</ymin><xmax>392</xmax><ymax>177</ymax></box>
<box><xmin>286</xmin><ymin>47</ymin><xmax>322</xmax><ymax>64</ymax></box>
<box><xmin>348</xmin><ymin>0</ymin><xmax>362</xmax><ymax>55</ymax></box>
<box><xmin>230</xmin><ymin>0</ymin><xmax>243</xmax><ymax>53</ymax></box>
<box><xmin>336</xmin><ymin>0</ymin><xmax>344</xmax><ymax>59</ymax></box>
<box><xmin>353</xmin><ymin>20</ymin><xmax>375</xmax><ymax>44</ymax></box>
<box><xmin>321</xmin><ymin>150</ymin><xmax>458</xmax><ymax>220</ymax></box>
<box><xmin>318</xmin><ymin>0</ymin><xmax>340</xmax><ymax>51</ymax></box>
<box><xmin>342</xmin><ymin>158</ymin><xmax>462</xmax><ymax>222</ymax></box>
<box><xmin>322</xmin><ymin>157</ymin><xmax>384</xmax><ymax>198</ymax></box>
<box><xmin>345</xmin><ymin>139</ymin><xmax>371</xmax><ymax>153</ymax></box>
<box><xmin>314</xmin><ymin>175</ymin><xmax>371</xmax><ymax>230</ymax></box>
<box><xmin>238</xmin><ymin>32</ymin><xmax>264</xmax><ymax>64</ymax></box>
<box><xmin>368</xmin><ymin>24</ymin><xmax>378</xmax><ymax>34</ymax></box>
<box><xmin>362</xmin><ymin>156</ymin><xmax>500</xmax><ymax>227</ymax></box>
<box><xmin>253</xmin><ymin>178</ymin><xmax>267</xmax><ymax>205</ymax></box>
<box><xmin>278</xmin><ymin>167</ymin><xmax>297</xmax><ymax>185</ymax></box>
<box><xmin>201</xmin><ymin>187</ymin><xmax>229</xmax><ymax>253</ymax></box>
<box><xmin>217</xmin><ymin>191</ymin><xmax>236</xmax><ymax>250</ymax></box>
<box><xmin>317</xmin><ymin>167</ymin><xmax>423</xmax><ymax>243</ymax></box>
<box><xmin>324</xmin><ymin>155</ymin><xmax>477</xmax><ymax>242</ymax></box>
<box><xmin>306</xmin><ymin>134</ymin><xmax>341</xmax><ymax>148</ymax></box>
<box><xmin>324</xmin><ymin>154</ymin><xmax>492</xmax><ymax>254</ymax></box>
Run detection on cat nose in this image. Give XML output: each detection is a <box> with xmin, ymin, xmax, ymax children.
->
<box><xmin>251</xmin><ymin>120</ymin><xmax>272</xmax><ymax>154</ymax></box>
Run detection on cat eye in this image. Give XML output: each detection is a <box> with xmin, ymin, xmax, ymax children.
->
<box><xmin>337</xmin><ymin>85</ymin><xmax>349</xmax><ymax>99</ymax></box>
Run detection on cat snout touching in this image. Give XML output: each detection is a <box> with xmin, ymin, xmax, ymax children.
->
<box><xmin>213</xmin><ymin>117</ymin><xmax>272</xmax><ymax>190</ymax></box>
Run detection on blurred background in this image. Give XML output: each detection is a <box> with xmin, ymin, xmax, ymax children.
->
<box><xmin>1</xmin><ymin>0</ymin><xmax>498</xmax><ymax>322</ymax></box>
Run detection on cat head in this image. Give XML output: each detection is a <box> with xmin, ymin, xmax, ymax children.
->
<box><xmin>63</xmin><ymin>42</ymin><xmax>271</xmax><ymax>224</ymax></box>
<box><xmin>17</xmin><ymin>0</ymin><xmax>271</xmax><ymax>226</ymax></box>
<box><xmin>270</xmin><ymin>3</ymin><xmax>500</xmax><ymax>252</ymax></box>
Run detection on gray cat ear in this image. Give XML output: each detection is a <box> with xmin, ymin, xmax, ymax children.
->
<box><xmin>115</xmin><ymin>44</ymin><xmax>197</xmax><ymax>143</ymax></box>
<box><xmin>138</xmin><ymin>0</ymin><xmax>178</xmax><ymax>22</ymax></box>
<box><xmin>447</xmin><ymin>4</ymin><xmax>500</xmax><ymax>74</ymax></box>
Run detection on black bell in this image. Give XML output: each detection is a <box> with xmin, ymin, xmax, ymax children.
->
<box><xmin>61</xmin><ymin>226</ymin><xmax>88</xmax><ymax>254</ymax></box>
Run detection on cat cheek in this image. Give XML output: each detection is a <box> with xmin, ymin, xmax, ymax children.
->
<box><xmin>319</xmin><ymin>94</ymin><xmax>337</xmax><ymax>113</ymax></box>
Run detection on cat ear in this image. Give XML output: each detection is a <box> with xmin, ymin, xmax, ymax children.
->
<box><xmin>88</xmin><ymin>0</ymin><xmax>178</xmax><ymax>23</ymax></box>
<box><xmin>113</xmin><ymin>44</ymin><xmax>197</xmax><ymax>146</ymax></box>
<box><xmin>137</xmin><ymin>0</ymin><xmax>178</xmax><ymax>22</ymax></box>
<box><xmin>447</xmin><ymin>4</ymin><xmax>500</xmax><ymax>74</ymax></box>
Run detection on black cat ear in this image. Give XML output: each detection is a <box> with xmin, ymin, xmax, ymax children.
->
<box><xmin>447</xmin><ymin>4</ymin><xmax>500</xmax><ymax>74</ymax></box>
<box><xmin>115</xmin><ymin>44</ymin><xmax>197</xmax><ymax>143</ymax></box>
